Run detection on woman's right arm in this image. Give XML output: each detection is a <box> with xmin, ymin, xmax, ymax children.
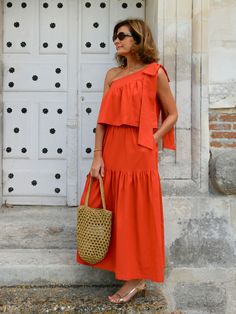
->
<box><xmin>89</xmin><ymin>68</ymin><xmax>117</xmax><ymax>178</ymax></box>
<box><xmin>90</xmin><ymin>124</ymin><xmax>106</xmax><ymax>178</ymax></box>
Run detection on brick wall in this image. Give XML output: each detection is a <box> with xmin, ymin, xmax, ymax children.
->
<box><xmin>209</xmin><ymin>110</ymin><xmax>236</xmax><ymax>148</ymax></box>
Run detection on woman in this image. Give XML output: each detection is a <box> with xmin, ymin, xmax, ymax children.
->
<box><xmin>77</xmin><ymin>19</ymin><xmax>178</xmax><ymax>303</ymax></box>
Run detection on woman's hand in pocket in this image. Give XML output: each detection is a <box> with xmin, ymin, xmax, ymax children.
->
<box><xmin>153</xmin><ymin>132</ymin><xmax>160</xmax><ymax>145</ymax></box>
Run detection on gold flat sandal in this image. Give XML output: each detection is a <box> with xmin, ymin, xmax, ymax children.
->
<box><xmin>108</xmin><ymin>280</ymin><xmax>146</xmax><ymax>303</ymax></box>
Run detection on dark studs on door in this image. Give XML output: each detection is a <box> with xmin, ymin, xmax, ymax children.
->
<box><xmin>85</xmin><ymin>2</ymin><xmax>91</xmax><ymax>8</ymax></box>
<box><xmin>50</xmin><ymin>128</ymin><xmax>56</xmax><ymax>134</ymax></box>
<box><xmin>86</xmin><ymin>82</ymin><xmax>92</xmax><ymax>89</ymax></box>
<box><xmin>100</xmin><ymin>2</ymin><xmax>106</xmax><ymax>8</ymax></box>
<box><xmin>86</xmin><ymin>107</ymin><xmax>92</xmax><ymax>114</ymax></box>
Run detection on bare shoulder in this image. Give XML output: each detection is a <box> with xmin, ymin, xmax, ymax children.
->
<box><xmin>157</xmin><ymin>66</ymin><xmax>169</xmax><ymax>82</ymax></box>
<box><xmin>104</xmin><ymin>66</ymin><xmax>122</xmax><ymax>85</ymax></box>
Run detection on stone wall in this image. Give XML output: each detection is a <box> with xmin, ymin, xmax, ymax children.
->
<box><xmin>209</xmin><ymin>0</ymin><xmax>236</xmax><ymax>108</ymax></box>
<box><xmin>208</xmin><ymin>0</ymin><xmax>236</xmax><ymax>153</ymax></box>
<box><xmin>208</xmin><ymin>0</ymin><xmax>236</xmax><ymax>195</ymax></box>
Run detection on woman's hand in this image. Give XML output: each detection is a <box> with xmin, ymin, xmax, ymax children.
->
<box><xmin>90</xmin><ymin>152</ymin><xmax>105</xmax><ymax>178</ymax></box>
<box><xmin>153</xmin><ymin>132</ymin><xmax>160</xmax><ymax>144</ymax></box>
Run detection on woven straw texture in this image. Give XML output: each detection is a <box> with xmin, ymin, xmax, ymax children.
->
<box><xmin>77</xmin><ymin>175</ymin><xmax>112</xmax><ymax>264</ymax></box>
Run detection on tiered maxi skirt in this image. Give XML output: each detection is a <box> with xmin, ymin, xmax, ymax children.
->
<box><xmin>77</xmin><ymin>124</ymin><xmax>165</xmax><ymax>283</ymax></box>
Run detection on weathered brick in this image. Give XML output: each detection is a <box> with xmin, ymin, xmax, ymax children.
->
<box><xmin>210</xmin><ymin>140</ymin><xmax>236</xmax><ymax>148</ymax></box>
<box><xmin>210</xmin><ymin>141</ymin><xmax>223</xmax><ymax>147</ymax></box>
<box><xmin>222</xmin><ymin>142</ymin><xmax>236</xmax><ymax>148</ymax></box>
<box><xmin>211</xmin><ymin>131</ymin><xmax>236</xmax><ymax>138</ymax></box>
<box><xmin>209</xmin><ymin>123</ymin><xmax>231</xmax><ymax>130</ymax></box>
<box><xmin>218</xmin><ymin>114</ymin><xmax>236</xmax><ymax>122</ymax></box>
<box><xmin>209</xmin><ymin>113</ymin><xmax>218</xmax><ymax>122</ymax></box>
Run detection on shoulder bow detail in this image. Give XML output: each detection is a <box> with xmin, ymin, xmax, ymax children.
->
<box><xmin>138</xmin><ymin>63</ymin><xmax>176</xmax><ymax>150</ymax></box>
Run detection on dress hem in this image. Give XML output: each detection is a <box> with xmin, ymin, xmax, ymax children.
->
<box><xmin>76</xmin><ymin>255</ymin><xmax>164</xmax><ymax>283</ymax></box>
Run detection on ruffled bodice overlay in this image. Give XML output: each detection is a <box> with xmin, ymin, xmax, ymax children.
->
<box><xmin>97</xmin><ymin>62</ymin><xmax>176</xmax><ymax>150</ymax></box>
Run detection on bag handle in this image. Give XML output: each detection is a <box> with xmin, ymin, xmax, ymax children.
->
<box><xmin>85</xmin><ymin>174</ymin><xmax>106</xmax><ymax>210</ymax></box>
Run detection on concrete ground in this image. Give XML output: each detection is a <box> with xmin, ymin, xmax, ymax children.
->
<box><xmin>0</xmin><ymin>285</ymin><xmax>184</xmax><ymax>314</ymax></box>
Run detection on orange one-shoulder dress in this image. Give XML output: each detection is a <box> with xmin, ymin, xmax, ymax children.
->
<box><xmin>76</xmin><ymin>62</ymin><xmax>176</xmax><ymax>283</ymax></box>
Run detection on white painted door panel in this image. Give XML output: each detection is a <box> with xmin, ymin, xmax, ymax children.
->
<box><xmin>2</xmin><ymin>0</ymin><xmax>73</xmax><ymax>205</ymax></box>
<box><xmin>77</xmin><ymin>0</ymin><xmax>145</xmax><ymax>198</ymax></box>
<box><xmin>2</xmin><ymin>0</ymin><xmax>145</xmax><ymax>205</ymax></box>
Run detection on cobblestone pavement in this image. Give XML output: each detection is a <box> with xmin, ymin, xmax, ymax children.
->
<box><xmin>0</xmin><ymin>285</ymin><xmax>184</xmax><ymax>314</ymax></box>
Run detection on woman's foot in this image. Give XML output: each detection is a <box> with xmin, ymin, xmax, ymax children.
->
<box><xmin>108</xmin><ymin>279</ymin><xmax>146</xmax><ymax>303</ymax></box>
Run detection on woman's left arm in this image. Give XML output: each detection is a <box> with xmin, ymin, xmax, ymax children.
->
<box><xmin>153</xmin><ymin>68</ymin><xmax>178</xmax><ymax>143</ymax></box>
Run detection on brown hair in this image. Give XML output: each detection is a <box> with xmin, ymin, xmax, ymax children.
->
<box><xmin>113</xmin><ymin>19</ymin><xmax>159</xmax><ymax>66</ymax></box>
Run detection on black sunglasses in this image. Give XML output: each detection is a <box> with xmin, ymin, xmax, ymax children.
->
<box><xmin>112</xmin><ymin>32</ymin><xmax>133</xmax><ymax>42</ymax></box>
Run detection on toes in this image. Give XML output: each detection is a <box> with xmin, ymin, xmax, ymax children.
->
<box><xmin>108</xmin><ymin>294</ymin><xmax>120</xmax><ymax>303</ymax></box>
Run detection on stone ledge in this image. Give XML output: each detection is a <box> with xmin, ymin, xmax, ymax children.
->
<box><xmin>0</xmin><ymin>249</ymin><xmax>114</xmax><ymax>286</ymax></box>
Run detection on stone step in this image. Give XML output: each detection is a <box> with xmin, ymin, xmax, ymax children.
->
<box><xmin>0</xmin><ymin>285</ymin><xmax>171</xmax><ymax>314</ymax></box>
<box><xmin>0</xmin><ymin>248</ymin><xmax>114</xmax><ymax>286</ymax></box>
<box><xmin>0</xmin><ymin>206</ymin><xmax>77</xmax><ymax>249</ymax></box>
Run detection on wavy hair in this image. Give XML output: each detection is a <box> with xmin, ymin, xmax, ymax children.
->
<box><xmin>113</xmin><ymin>19</ymin><xmax>159</xmax><ymax>66</ymax></box>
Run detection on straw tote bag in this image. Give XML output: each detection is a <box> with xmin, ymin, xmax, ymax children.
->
<box><xmin>77</xmin><ymin>174</ymin><xmax>112</xmax><ymax>264</ymax></box>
